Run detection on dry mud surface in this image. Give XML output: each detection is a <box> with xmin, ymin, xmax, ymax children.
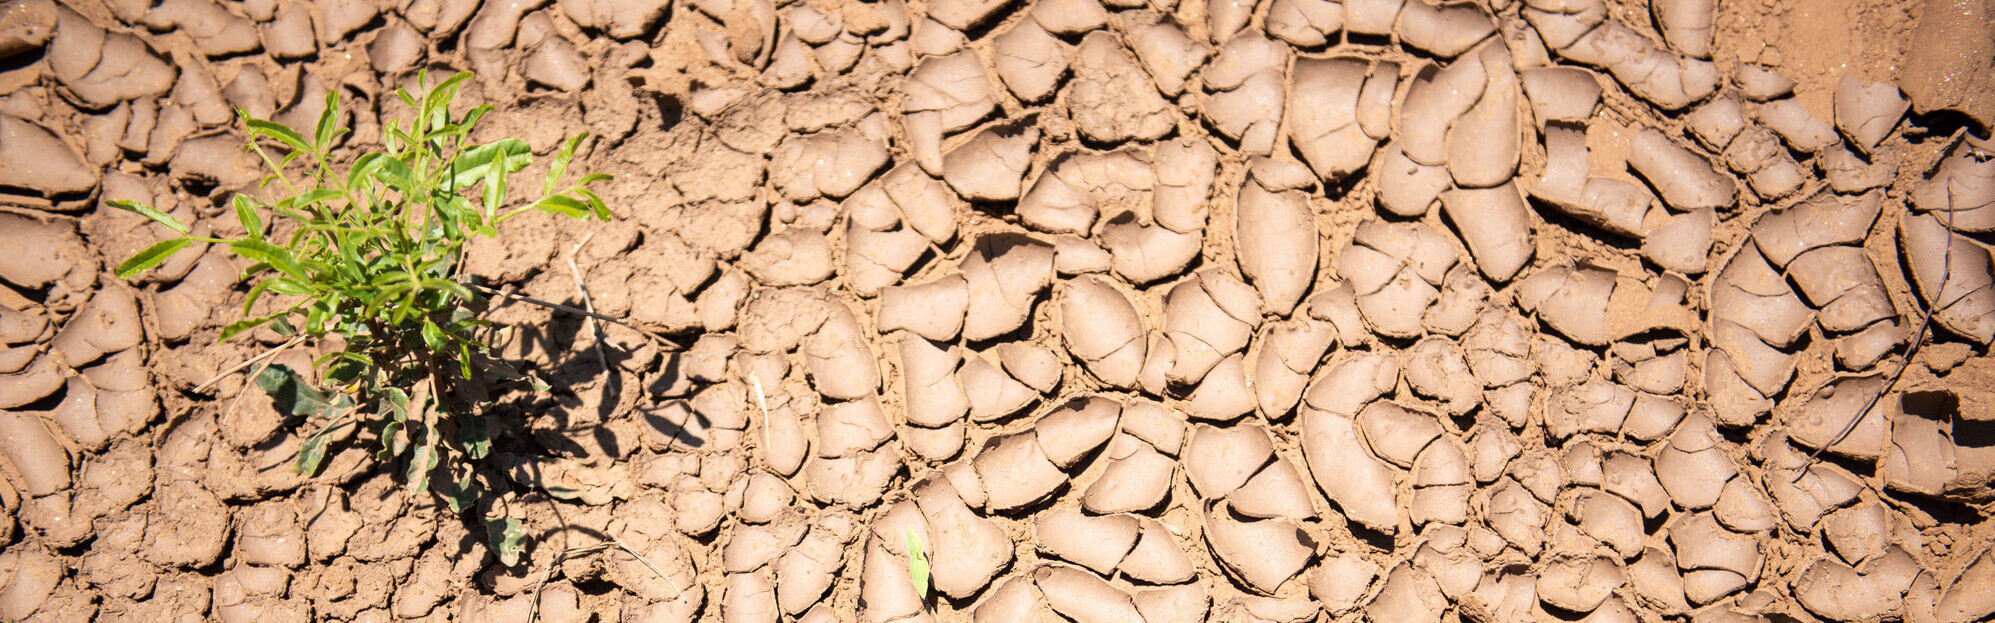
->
<box><xmin>4</xmin><ymin>0</ymin><xmax>1995</xmax><ymax>621</ymax></box>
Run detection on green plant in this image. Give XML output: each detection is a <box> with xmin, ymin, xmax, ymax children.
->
<box><xmin>113</xmin><ymin>71</ymin><xmax>611</xmax><ymax>566</ymax></box>
<box><xmin>904</xmin><ymin>527</ymin><xmax>931</xmax><ymax>602</ymax></box>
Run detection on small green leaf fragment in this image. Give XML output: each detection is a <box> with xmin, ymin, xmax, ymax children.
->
<box><xmin>108</xmin><ymin>200</ymin><xmax>191</xmax><ymax>235</ymax></box>
<box><xmin>294</xmin><ymin>432</ymin><xmax>329</xmax><ymax>476</ymax></box>
<box><xmin>116</xmin><ymin>237</ymin><xmax>192</xmax><ymax>279</ymax></box>
<box><xmin>485</xmin><ymin>515</ymin><xmax>525</xmax><ymax>567</ymax></box>
<box><xmin>904</xmin><ymin>528</ymin><xmax>930</xmax><ymax>601</ymax></box>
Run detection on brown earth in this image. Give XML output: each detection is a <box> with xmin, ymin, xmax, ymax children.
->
<box><xmin>2</xmin><ymin>0</ymin><xmax>1995</xmax><ymax>621</ymax></box>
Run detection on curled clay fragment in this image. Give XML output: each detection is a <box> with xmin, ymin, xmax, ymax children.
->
<box><xmin>1251</xmin><ymin>315</ymin><xmax>1338</xmax><ymax>419</ymax></box>
<box><xmin>1083</xmin><ymin>434</ymin><xmax>1175</xmax><ymax>513</ymax></box>
<box><xmin>801</xmin><ymin>301</ymin><xmax>881</xmax><ymax>400</ymax></box>
<box><xmin>1513</xmin><ymin>264</ymin><xmax>1614</xmax><ymax>345</ymax></box>
<box><xmin>1121</xmin><ymin>11</ymin><xmax>1209</xmax><ymax>98</ymax></box>
<box><xmin>1784</xmin><ymin>375</ymin><xmax>1895</xmax><ymax>461</ymax></box>
<box><xmin>1300</xmin><ymin>403</ymin><xmax>1400</xmax><ymax>533</ymax></box>
<box><xmin>972</xmin><ymin>433</ymin><xmax>1068</xmax><ymax>513</ymax></box>
<box><xmin>1165</xmin><ymin>270</ymin><xmax>1263</xmax><ymax>385</ymax></box>
<box><xmin>1374</xmin><ymin>142</ymin><xmax>1454</xmax><ymax>218</ymax></box>
<box><xmin>1642</xmin><ymin>208</ymin><xmax>1715</xmax><ymax>274</ymax></box>
<box><xmin>1650</xmin><ymin>0</ymin><xmax>1714</xmax><ymax>58</ymax></box>
<box><xmin>992</xmin><ymin>17</ymin><xmax>1069</xmax><ymax>104</ymax></box>
<box><xmin>1793</xmin><ymin>545</ymin><xmax>1922</xmax><ymax>623</ymax></box>
<box><xmin>913</xmin><ymin>478</ymin><xmax>1011</xmax><ymax>598</ymax></box>
<box><xmin>1154</xmin><ymin>139</ymin><xmax>1220</xmax><ymax>233</ymax></box>
<box><xmin>1655</xmin><ymin>413</ymin><xmax>1739</xmax><ymax>509</ymax></box>
<box><xmin>1311</xmin><ymin>554</ymin><xmax>1380</xmax><ymax>614</ymax></box>
<box><xmin>961</xmin><ymin>233</ymin><xmax>1055</xmax><ymax>341</ymax></box>
<box><xmin>1266</xmin><ymin>0</ymin><xmax>1344</xmax><ymax>47</ymax></box>
<box><xmin>1100</xmin><ymin>211</ymin><xmax>1204</xmax><ymax>285</ymax></box>
<box><xmin>1367</xmin><ymin>563</ymin><xmax>1446</xmax><ymax>623</ymax></box>
<box><xmin>1627</xmin><ymin>127</ymin><xmax>1735</xmax><ymax>212</ymax></box>
<box><xmin>998</xmin><ymin>343</ymin><xmax>1062</xmax><ymax>393</ymax></box>
<box><xmin>1669</xmin><ymin>512</ymin><xmax>1763</xmax><ymax>605</ymax></box>
<box><xmin>1070</xmin><ymin>32</ymin><xmax>1176</xmax><ymax>144</ymax></box>
<box><xmin>1439</xmin><ymin>183</ymin><xmax>1535</xmax><ymax>282</ymax></box>
<box><xmin>1756</xmin><ymin>99</ymin><xmax>1840</xmax><ymax>153</ymax></box>
<box><xmin>1119</xmin><ymin>519</ymin><xmax>1195</xmax><ymax>584</ymax></box>
<box><xmin>1203</xmin><ymin>501</ymin><xmax>1316</xmax><ymax>594</ymax></box>
<box><xmin>1286</xmin><ymin>56</ymin><xmax>1377</xmax><ymax>183</ymax></box>
<box><xmin>1560</xmin><ymin>21</ymin><xmax>1718</xmax><ymax>110</ymax></box>
<box><xmin>1184</xmin><ymin>354</ymin><xmax>1256</xmax><ymax>421</ymax></box>
<box><xmin>770</xmin><ymin>116</ymin><xmax>892</xmax><ymax>203</ymax></box>
<box><xmin>52</xmin><ymin>286</ymin><xmax>144</xmax><ymax>367</ymax></box>
<box><xmin>1032</xmin><ymin>396</ymin><xmax>1121</xmax><ymax>468</ymax></box>
<box><xmin>1017</xmin><ymin>148</ymin><xmax>1155</xmax><ymax>235</ymax></box>
<box><xmin>1939</xmin><ymin>548</ymin><xmax>1995</xmax><ymax>623</ymax></box>
<box><xmin>1201</xmin><ymin>32</ymin><xmax>1290</xmax><ymax>155</ymax></box>
<box><xmin>1037</xmin><ymin>564</ymin><xmax>1143</xmax><ymax>623</ymax></box>
<box><xmin>961</xmin><ymin>352</ymin><xmax>1039</xmax><ymax>422</ymax></box>
<box><xmin>1686</xmin><ymin>95</ymin><xmax>1747</xmax><ymax>150</ymax></box>
<box><xmin>1236</xmin><ymin>159</ymin><xmax>1321</xmax><ymax>314</ymax></box>
<box><xmin>943</xmin><ymin>122</ymin><xmax>1039</xmax><ymax>202</ymax></box>
<box><xmin>1447</xmin><ymin>45</ymin><xmax>1523</xmax><ymax>188</ymax></box>
<box><xmin>900</xmin><ymin>336</ymin><xmax>969</xmax><ymax>428</ymax></box>
<box><xmin>1400</xmin><ymin>52</ymin><xmax>1488</xmax><ymax>167</ymax></box>
<box><xmin>1538</xmin><ymin>555</ymin><xmax>1626</xmax><ymax>613</ymax></box>
<box><xmin>1833</xmin><ymin>74</ymin><xmax>1909</xmax><ymax>154</ymax></box>
<box><xmin>1036</xmin><ymin>508</ymin><xmax>1139</xmax><ymax>574</ymax></box>
<box><xmin>902</xmin><ymin>52</ymin><xmax>996</xmax><ymax>172</ymax></box>
<box><xmin>1032</xmin><ymin>0</ymin><xmax>1107</xmax><ymax>34</ymax></box>
<box><xmin>878</xmin><ymin>274</ymin><xmax>969</xmax><ymax>342</ymax></box>
<box><xmin>0</xmin><ymin>115</ymin><xmax>96</xmax><ymax>200</ymax></box>
<box><xmin>1532</xmin><ymin>123</ymin><xmax>1653</xmax><ymax>236</ymax></box>
<box><xmin>1059</xmin><ymin>277</ymin><xmax>1147</xmax><ymax>388</ymax></box>
<box><xmin>1184</xmin><ymin>422</ymin><xmax>1276</xmax><ymax>498</ymax></box>
<box><xmin>1901</xmin><ymin>213</ymin><xmax>1995</xmax><ymax>343</ymax></box>
<box><xmin>1397</xmin><ymin>1</ymin><xmax>1496</xmax><ymax>58</ymax></box>
<box><xmin>1346</xmin><ymin>0</ymin><xmax>1406</xmax><ymax>35</ymax></box>
<box><xmin>1910</xmin><ymin>142</ymin><xmax>1995</xmax><ymax>232</ymax></box>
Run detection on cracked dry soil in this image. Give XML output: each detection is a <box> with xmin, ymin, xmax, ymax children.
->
<box><xmin>3</xmin><ymin>0</ymin><xmax>1995</xmax><ymax>621</ymax></box>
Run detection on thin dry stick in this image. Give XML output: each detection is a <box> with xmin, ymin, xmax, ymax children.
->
<box><xmin>1792</xmin><ymin>200</ymin><xmax>1957</xmax><ymax>481</ymax></box>
<box><xmin>469</xmin><ymin>282</ymin><xmax>683</xmax><ymax>349</ymax></box>
<box><xmin>562</xmin><ymin>233</ymin><xmax>616</xmax><ymax>396</ymax></box>
<box><xmin>195</xmin><ymin>334</ymin><xmax>309</xmax><ymax>393</ymax></box>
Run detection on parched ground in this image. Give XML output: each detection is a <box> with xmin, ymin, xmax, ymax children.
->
<box><xmin>2</xmin><ymin>0</ymin><xmax>1995</xmax><ymax>621</ymax></box>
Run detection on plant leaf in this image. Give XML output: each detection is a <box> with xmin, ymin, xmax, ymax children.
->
<box><xmin>460</xmin><ymin>414</ymin><xmax>491</xmax><ymax>460</ymax></box>
<box><xmin>245</xmin><ymin>118</ymin><xmax>312</xmax><ymax>154</ymax></box>
<box><xmin>232</xmin><ymin>194</ymin><xmax>264</xmax><ymax>238</ymax></box>
<box><xmin>315</xmin><ymin>89</ymin><xmax>341</xmax><ymax>151</ymax></box>
<box><xmin>230</xmin><ymin>239</ymin><xmax>309</xmax><ymax>280</ymax></box>
<box><xmin>485</xmin><ymin>515</ymin><xmax>525</xmax><ymax>567</ymax></box>
<box><xmin>107</xmin><ymin>199</ymin><xmax>191</xmax><ymax>235</ymax></box>
<box><xmin>115</xmin><ymin>237</ymin><xmax>192</xmax><ymax>279</ymax></box>
<box><xmin>904</xmin><ymin>528</ymin><xmax>931</xmax><ymax>600</ymax></box>
<box><xmin>294</xmin><ymin>431</ymin><xmax>329</xmax><ymax>476</ymax></box>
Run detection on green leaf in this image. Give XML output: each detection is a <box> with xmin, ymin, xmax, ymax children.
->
<box><xmin>406</xmin><ymin>444</ymin><xmax>438</xmax><ymax>494</ymax></box>
<box><xmin>315</xmin><ymin>90</ymin><xmax>341</xmax><ymax>151</ymax></box>
<box><xmin>254</xmin><ymin>364</ymin><xmax>353</xmax><ymax>418</ymax></box>
<box><xmin>544</xmin><ymin>132</ymin><xmax>588</xmax><ymax>195</ymax></box>
<box><xmin>230</xmin><ymin>239</ymin><xmax>309</xmax><ymax>280</ymax></box>
<box><xmin>294</xmin><ymin>432</ymin><xmax>329</xmax><ymax>476</ymax></box>
<box><xmin>460</xmin><ymin>414</ymin><xmax>491</xmax><ymax>460</ymax></box>
<box><xmin>219</xmin><ymin>315</ymin><xmax>276</xmax><ymax>341</ymax></box>
<box><xmin>485</xmin><ymin>515</ymin><xmax>525</xmax><ymax>567</ymax></box>
<box><xmin>905</xmin><ymin>528</ymin><xmax>931</xmax><ymax>600</ymax></box>
<box><xmin>232</xmin><ymin>194</ymin><xmax>263</xmax><ymax>238</ymax></box>
<box><xmin>450</xmin><ymin>138</ymin><xmax>532</xmax><ymax>189</ymax></box>
<box><xmin>528</xmin><ymin>194</ymin><xmax>591</xmax><ymax>219</ymax></box>
<box><xmin>245</xmin><ymin>118</ymin><xmax>312</xmax><ymax>154</ymax></box>
<box><xmin>107</xmin><ymin>199</ymin><xmax>191</xmax><ymax>235</ymax></box>
<box><xmin>442</xmin><ymin>472</ymin><xmax>482</xmax><ymax>514</ymax></box>
<box><xmin>115</xmin><ymin>237</ymin><xmax>192</xmax><ymax>279</ymax></box>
